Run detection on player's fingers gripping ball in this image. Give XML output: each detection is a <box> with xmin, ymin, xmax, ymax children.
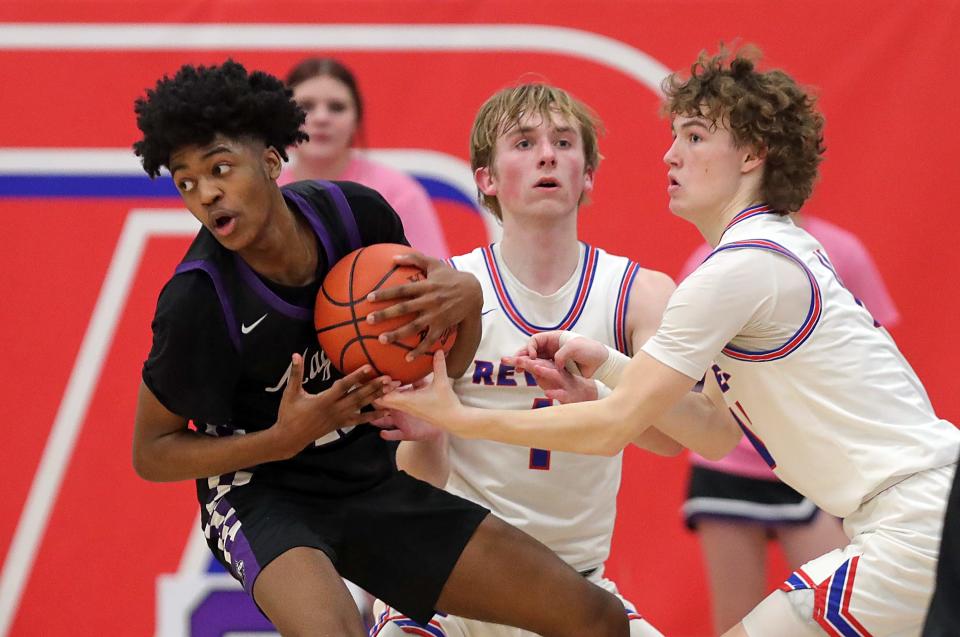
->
<box><xmin>315</xmin><ymin>243</ymin><xmax>457</xmax><ymax>384</ymax></box>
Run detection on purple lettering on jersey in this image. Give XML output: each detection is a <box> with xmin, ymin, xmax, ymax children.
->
<box><xmin>529</xmin><ymin>398</ymin><xmax>553</xmax><ymax>470</ymax></box>
<box><xmin>472</xmin><ymin>360</ymin><xmax>494</xmax><ymax>385</ymax></box>
<box><xmin>497</xmin><ymin>364</ymin><xmax>517</xmax><ymax>386</ymax></box>
<box><xmin>711</xmin><ymin>363</ymin><xmax>731</xmax><ymax>393</ymax></box>
<box><xmin>523</xmin><ymin>370</ymin><xmax>538</xmax><ymax>386</ymax></box>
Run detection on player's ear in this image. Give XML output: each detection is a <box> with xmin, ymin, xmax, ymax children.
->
<box><xmin>582</xmin><ymin>165</ymin><xmax>595</xmax><ymax>195</ymax></box>
<box><xmin>741</xmin><ymin>146</ymin><xmax>766</xmax><ymax>175</ymax></box>
<box><xmin>263</xmin><ymin>146</ymin><xmax>283</xmax><ymax>180</ymax></box>
<box><xmin>474</xmin><ymin>166</ymin><xmax>497</xmax><ymax>196</ymax></box>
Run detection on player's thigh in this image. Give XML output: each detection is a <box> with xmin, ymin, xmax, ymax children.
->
<box><xmin>698</xmin><ymin>519</ymin><xmax>768</xmax><ymax>593</ymax></box>
<box><xmin>436</xmin><ymin>514</ymin><xmax>626</xmax><ymax>634</ymax></box>
<box><xmin>334</xmin><ymin>471</ymin><xmax>489</xmax><ymax>627</ymax></box>
<box><xmin>254</xmin><ymin>546</ymin><xmax>366</xmax><ymax>637</ymax></box>
<box><xmin>777</xmin><ymin>511</ymin><xmax>848</xmax><ymax>569</ymax></box>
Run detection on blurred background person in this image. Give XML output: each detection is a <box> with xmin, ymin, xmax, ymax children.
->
<box><xmin>284</xmin><ymin>57</ymin><xmax>449</xmax><ymax>257</ymax></box>
<box><xmin>679</xmin><ymin>211</ymin><xmax>900</xmax><ymax>636</ymax></box>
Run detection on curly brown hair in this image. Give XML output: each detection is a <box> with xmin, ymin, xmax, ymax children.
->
<box><xmin>661</xmin><ymin>47</ymin><xmax>825</xmax><ymax>213</ymax></box>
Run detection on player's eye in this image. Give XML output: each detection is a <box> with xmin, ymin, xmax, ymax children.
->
<box><xmin>213</xmin><ymin>163</ymin><xmax>232</xmax><ymax>177</ymax></box>
<box><xmin>516</xmin><ymin>139</ymin><xmax>531</xmax><ymax>149</ymax></box>
<box><xmin>328</xmin><ymin>100</ymin><xmax>348</xmax><ymax>114</ymax></box>
<box><xmin>556</xmin><ymin>138</ymin><xmax>572</xmax><ymax>148</ymax></box>
<box><xmin>177</xmin><ymin>179</ymin><xmax>196</xmax><ymax>193</ymax></box>
<box><xmin>689</xmin><ymin>133</ymin><xmax>702</xmax><ymax>143</ymax></box>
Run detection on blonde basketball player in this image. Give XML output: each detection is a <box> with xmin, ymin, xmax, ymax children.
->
<box><xmin>370</xmin><ymin>83</ymin><xmax>676</xmax><ymax>636</ymax></box>
<box><xmin>381</xmin><ymin>49</ymin><xmax>960</xmax><ymax>637</ymax></box>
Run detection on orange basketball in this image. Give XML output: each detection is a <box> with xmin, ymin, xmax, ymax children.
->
<box><xmin>314</xmin><ymin>243</ymin><xmax>457</xmax><ymax>384</ymax></box>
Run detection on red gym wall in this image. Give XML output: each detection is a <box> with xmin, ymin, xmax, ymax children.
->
<box><xmin>1</xmin><ymin>2</ymin><xmax>958</xmax><ymax>636</ymax></box>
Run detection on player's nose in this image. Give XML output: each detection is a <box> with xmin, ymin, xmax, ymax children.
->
<box><xmin>663</xmin><ymin>139</ymin><xmax>681</xmax><ymax>166</ymax></box>
<box><xmin>198</xmin><ymin>177</ymin><xmax>223</xmax><ymax>205</ymax></box>
<box><xmin>537</xmin><ymin>140</ymin><xmax>557</xmax><ymax>167</ymax></box>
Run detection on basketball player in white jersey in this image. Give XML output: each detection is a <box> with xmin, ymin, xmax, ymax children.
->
<box><xmin>369</xmin><ymin>84</ymin><xmax>676</xmax><ymax>636</ymax></box>
<box><xmin>380</xmin><ymin>48</ymin><xmax>960</xmax><ymax>637</ymax></box>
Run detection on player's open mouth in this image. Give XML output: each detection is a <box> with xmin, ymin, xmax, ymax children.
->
<box><xmin>211</xmin><ymin>212</ymin><xmax>237</xmax><ymax>235</ymax></box>
<box><xmin>535</xmin><ymin>178</ymin><xmax>559</xmax><ymax>189</ymax></box>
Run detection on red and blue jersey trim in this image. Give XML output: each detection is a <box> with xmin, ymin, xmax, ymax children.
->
<box><xmin>370</xmin><ymin>606</ymin><xmax>447</xmax><ymax>637</ymax></box>
<box><xmin>729</xmin><ymin>400</ymin><xmax>776</xmax><ymax>469</ymax></box>
<box><xmin>707</xmin><ymin>239</ymin><xmax>822</xmax><ymax>362</ymax></box>
<box><xmin>780</xmin><ymin>566</ymin><xmax>817</xmax><ymax>592</ymax></box>
<box><xmin>481</xmin><ymin>242</ymin><xmax>598</xmax><ymax>336</ymax></box>
<box><xmin>780</xmin><ymin>557</ymin><xmax>873</xmax><ymax>637</ymax></box>
<box><xmin>719</xmin><ymin>203</ymin><xmax>776</xmax><ymax>240</ymax></box>
<box><xmin>614</xmin><ymin>260</ymin><xmax>640</xmax><ymax>354</ymax></box>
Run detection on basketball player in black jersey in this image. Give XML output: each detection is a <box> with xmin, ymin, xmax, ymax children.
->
<box><xmin>131</xmin><ymin>60</ymin><xmax>630</xmax><ymax>637</ymax></box>
<box><xmin>924</xmin><ymin>458</ymin><xmax>960</xmax><ymax>636</ymax></box>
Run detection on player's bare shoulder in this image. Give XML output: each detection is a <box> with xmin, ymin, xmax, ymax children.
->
<box><xmin>626</xmin><ymin>267</ymin><xmax>676</xmax><ymax>348</ymax></box>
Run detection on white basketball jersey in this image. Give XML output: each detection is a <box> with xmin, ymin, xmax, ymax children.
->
<box><xmin>709</xmin><ymin>210</ymin><xmax>959</xmax><ymax>517</ymax></box>
<box><xmin>448</xmin><ymin>242</ymin><xmax>640</xmax><ymax>571</ymax></box>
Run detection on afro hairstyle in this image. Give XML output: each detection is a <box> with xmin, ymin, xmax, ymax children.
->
<box><xmin>133</xmin><ymin>59</ymin><xmax>308</xmax><ymax>177</ymax></box>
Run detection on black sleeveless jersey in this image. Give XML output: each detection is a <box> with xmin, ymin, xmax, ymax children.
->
<box><xmin>142</xmin><ymin>180</ymin><xmax>408</xmax><ymax>498</ymax></box>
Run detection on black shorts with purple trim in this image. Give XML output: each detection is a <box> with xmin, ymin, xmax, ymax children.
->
<box><xmin>683</xmin><ymin>465</ymin><xmax>819</xmax><ymax>532</ymax></box>
<box><xmin>204</xmin><ymin>470</ymin><xmax>489</xmax><ymax>625</ymax></box>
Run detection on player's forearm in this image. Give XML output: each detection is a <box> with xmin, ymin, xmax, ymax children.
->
<box><xmin>133</xmin><ymin>427</ymin><xmax>287</xmax><ymax>482</ymax></box>
<box><xmin>653</xmin><ymin>392</ymin><xmax>741</xmax><ymax>460</ymax></box>
<box><xmin>396</xmin><ymin>434</ymin><xmax>450</xmax><ymax>488</ymax></box>
<box><xmin>450</xmin><ymin>392</ymin><xmax>640</xmax><ymax>456</ymax></box>
<box><xmin>444</xmin><ymin>294</ymin><xmax>482</xmax><ymax>378</ymax></box>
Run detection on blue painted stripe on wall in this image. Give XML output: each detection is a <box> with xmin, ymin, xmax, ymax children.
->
<box><xmin>0</xmin><ymin>174</ymin><xmax>479</xmax><ymax>209</ymax></box>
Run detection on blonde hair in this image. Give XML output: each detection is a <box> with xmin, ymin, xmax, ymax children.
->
<box><xmin>470</xmin><ymin>83</ymin><xmax>603</xmax><ymax>219</ymax></box>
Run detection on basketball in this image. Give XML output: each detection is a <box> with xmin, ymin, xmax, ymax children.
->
<box><xmin>314</xmin><ymin>243</ymin><xmax>457</xmax><ymax>384</ymax></box>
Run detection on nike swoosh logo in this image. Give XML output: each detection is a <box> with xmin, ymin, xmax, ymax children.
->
<box><xmin>481</xmin><ymin>308</ymin><xmax>498</xmax><ymax>317</ymax></box>
<box><xmin>241</xmin><ymin>313</ymin><xmax>268</xmax><ymax>334</ymax></box>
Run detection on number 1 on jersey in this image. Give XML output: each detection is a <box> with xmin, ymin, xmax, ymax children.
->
<box><xmin>529</xmin><ymin>398</ymin><xmax>552</xmax><ymax>470</ymax></box>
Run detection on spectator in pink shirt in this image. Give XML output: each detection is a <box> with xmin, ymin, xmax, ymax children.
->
<box><xmin>282</xmin><ymin>57</ymin><xmax>449</xmax><ymax>258</ymax></box>
<box><xmin>680</xmin><ymin>212</ymin><xmax>900</xmax><ymax>635</ymax></box>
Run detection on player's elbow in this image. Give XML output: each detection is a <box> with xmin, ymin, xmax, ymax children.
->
<box><xmin>132</xmin><ymin>437</ymin><xmax>166</xmax><ymax>482</ymax></box>
<box><xmin>698</xmin><ymin>421</ymin><xmax>742</xmax><ymax>461</ymax></box>
<box><xmin>591</xmin><ymin>409</ymin><xmax>637</xmax><ymax>456</ymax></box>
<box><xmin>653</xmin><ymin>440</ymin><xmax>684</xmax><ymax>457</ymax></box>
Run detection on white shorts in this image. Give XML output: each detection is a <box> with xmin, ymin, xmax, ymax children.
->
<box><xmin>369</xmin><ymin>568</ymin><xmax>663</xmax><ymax>637</ymax></box>
<box><xmin>745</xmin><ymin>464</ymin><xmax>955</xmax><ymax>637</ymax></box>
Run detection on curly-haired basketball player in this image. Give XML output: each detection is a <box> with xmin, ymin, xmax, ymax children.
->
<box><xmin>381</xmin><ymin>47</ymin><xmax>960</xmax><ymax>637</ymax></box>
<box><xmin>131</xmin><ymin>60</ymin><xmax>631</xmax><ymax>636</ymax></box>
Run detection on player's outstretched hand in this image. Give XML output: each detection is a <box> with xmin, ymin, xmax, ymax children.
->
<box><xmin>271</xmin><ymin>353</ymin><xmax>392</xmax><ymax>459</ymax></box>
<box><xmin>371</xmin><ymin>376</ymin><xmax>445</xmax><ymax>441</ymax></box>
<box><xmin>375</xmin><ymin>352</ymin><xmax>465</xmax><ymax>430</ymax></box>
<box><xmin>365</xmin><ymin>251</ymin><xmax>481</xmax><ymax>361</ymax></box>
<box><xmin>508</xmin><ymin>330</ymin><xmax>610</xmax><ymax>379</ymax></box>
<box><xmin>508</xmin><ymin>356</ymin><xmax>599</xmax><ymax>404</ymax></box>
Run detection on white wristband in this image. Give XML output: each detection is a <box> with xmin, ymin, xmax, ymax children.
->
<box><xmin>555</xmin><ymin>331</ymin><xmax>629</xmax><ymax>387</ymax></box>
<box><xmin>594</xmin><ymin>345</ymin><xmax>630</xmax><ymax>388</ymax></box>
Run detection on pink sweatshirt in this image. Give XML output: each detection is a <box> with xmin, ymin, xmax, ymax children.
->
<box><xmin>681</xmin><ymin>215</ymin><xmax>900</xmax><ymax>479</ymax></box>
<box><xmin>280</xmin><ymin>153</ymin><xmax>449</xmax><ymax>258</ymax></box>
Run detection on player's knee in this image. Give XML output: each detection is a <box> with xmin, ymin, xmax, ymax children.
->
<box><xmin>741</xmin><ymin>589</ymin><xmax>822</xmax><ymax>637</ymax></box>
<box><xmin>566</xmin><ymin>587</ymin><xmax>630</xmax><ymax>636</ymax></box>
